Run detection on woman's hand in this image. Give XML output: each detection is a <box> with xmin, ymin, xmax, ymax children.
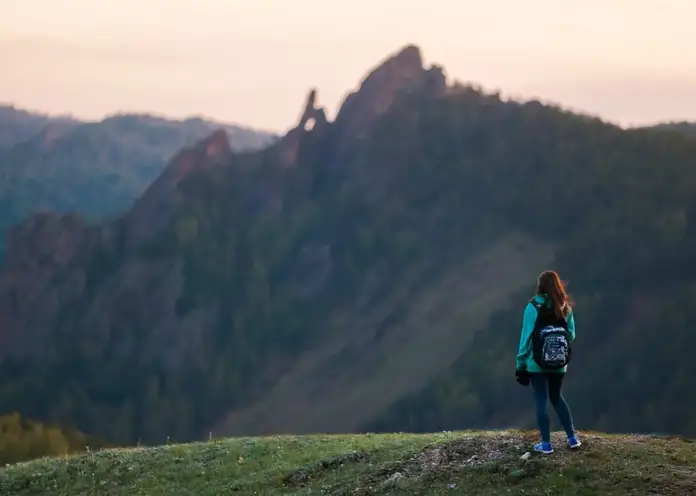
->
<box><xmin>516</xmin><ymin>368</ymin><xmax>530</xmax><ymax>386</ymax></box>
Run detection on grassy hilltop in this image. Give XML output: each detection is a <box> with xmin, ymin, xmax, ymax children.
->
<box><xmin>1</xmin><ymin>430</ymin><xmax>695</xmax><ymax>495</ymax></box>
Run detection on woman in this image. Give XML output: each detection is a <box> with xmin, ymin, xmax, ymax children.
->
<box><xmin>515</xmin><ymin>270</ymin><xmax>581</xmax><ymax>454</ymax></box>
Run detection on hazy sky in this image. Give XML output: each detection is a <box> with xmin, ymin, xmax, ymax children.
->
<box><xmin>2</xmin><ymin>0</ymin><xmax>695</xmax><ymax>132</ymax></box>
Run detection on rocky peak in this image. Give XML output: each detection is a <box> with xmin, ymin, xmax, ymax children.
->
<box><xmin>332</xmin><ymin>44</ymin><xmax>446</xmax><ymax>147</ymax></box>
<box><xmin>298</xmin><ymin>89</ymin><xmax>327</xmax><ymax>131</ymax></box>
<box><xmin>196</xmin><ymin>128</ymin><xmax>233</xmax><ymax>159</ymax></box>
<box><xmin>125</xmin><ymin>129</ymin><xmax>233</xmax><ymax>246</ymax></box>
<box><xmin>340</xmin><ymin>44</ymin><xmax>426</xmax><ymax>109</ymax></box>
<box><xmin>276</xmin><ymin>88</ymin><xmax>329</xmax><ymax>168</ymax></box>
<box><xmin>275</xmin><ymin>45</ymin><xmax>446</xmax><ymax>169</ymax></box>
<box><xmin>154</xmin><ymin>128</ymin><xmax>232</xmax><ymax>186</ymax></box>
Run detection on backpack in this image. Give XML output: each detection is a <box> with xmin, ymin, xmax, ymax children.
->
<box><xmin>530</xmin><ymin>298</ymin><xmax>572</xmax><ymax>370</ymax></box>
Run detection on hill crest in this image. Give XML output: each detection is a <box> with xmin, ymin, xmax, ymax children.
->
<box><xmin>1</xmin><ymin>431</ymin><xmax>695</xmax><ymax>495</ymax></box>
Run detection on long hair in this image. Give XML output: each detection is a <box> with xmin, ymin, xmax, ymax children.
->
<box><xmin>536</xmin><ymin>270</ymin><xmax>572</xmax><ymax>319</ymax></box>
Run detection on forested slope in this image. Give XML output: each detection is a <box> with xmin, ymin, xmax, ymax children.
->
<box><xmin>1</xmin><ymin>45</ymin><xmax>696</xmax><ymax>446</ymax></box>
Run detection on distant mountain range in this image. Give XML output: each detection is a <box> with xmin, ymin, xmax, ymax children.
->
<box><xmin>0</xmin><ymin>105</ymin><xmax>276</xmax><ymax>257</ymax></box>
<box><xmin>0</xmin><ymin>106</ymin><xmax>75</xmax><ymax>149</ymax></box>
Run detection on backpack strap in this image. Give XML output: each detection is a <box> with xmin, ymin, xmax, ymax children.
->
<box><xmin>529</xmin><ymin>297</ymin><xmax>555</xmax><ymax>320</ymax></box>
<box><xmin>531</xmin><ymin>296</ymin><xmax>569</xmax><ymax>324</ymax></box>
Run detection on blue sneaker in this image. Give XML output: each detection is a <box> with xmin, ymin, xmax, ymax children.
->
<box><xmin>534</xmin><ymin>442</ymin><xmax>554</xmax><ymax>454</ymax></box>
<box><xmin>568</xmin><ymin>436</ymin><xmax>582</xmax><ymax>449</ymax></box>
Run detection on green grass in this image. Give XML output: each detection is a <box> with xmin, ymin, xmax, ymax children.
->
<box><xmin>1</xmin><ymin>430</ymin><xmax>695</xmax><ymax>495</ymax></box>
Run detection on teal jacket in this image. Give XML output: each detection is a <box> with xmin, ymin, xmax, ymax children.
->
<box><xmin>516</xmin><ymin>293</ymin><xmax>575</xmax><ymax>374</ymax></box>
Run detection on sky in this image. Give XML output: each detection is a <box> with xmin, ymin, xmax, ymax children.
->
<box><xmin>1</xmin><ymin>0</ymin><xmax>695</xmax><ymax>133</ymax></box>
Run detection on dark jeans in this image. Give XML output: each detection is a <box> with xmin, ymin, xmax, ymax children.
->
<box><xmin>529</xmin><ymin>372</ymin><xmax>576</xmax><ymax>443</ymax></box>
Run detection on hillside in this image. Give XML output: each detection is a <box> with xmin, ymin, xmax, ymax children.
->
<box><xmin>2</xmin><ymin>43</ymin><xmax>696</xmax><ymax>448</ymax></box>
<box><xmin>0</xmin><ymin>108</ymin><xmax>276</xmax><ymax>257</ymax></box>
<box><xmin>2</xmin><ymin>431</ymin><xmax>695</xmax><ymax>495</ymax></box>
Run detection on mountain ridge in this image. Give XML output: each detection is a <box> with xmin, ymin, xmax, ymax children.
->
<box><xmin>2</xmin><ymin>44</ymin><xmax>696</xmax><ymax>447</ymax></box>
<box><xmin>0</xmin><ymin>106</ymin><xmax>276</xmax><ymax>259</ymax></box>
<box><xmin>0</xmin><ymin>104</ymin><xmax>274</xmax><ymax>149</ymax></box>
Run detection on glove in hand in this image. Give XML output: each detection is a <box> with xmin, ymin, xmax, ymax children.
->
<box><xmin>515</xmin><ymin>368</ymin><xmax>530</xmax><ymax>386</ymax></box>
